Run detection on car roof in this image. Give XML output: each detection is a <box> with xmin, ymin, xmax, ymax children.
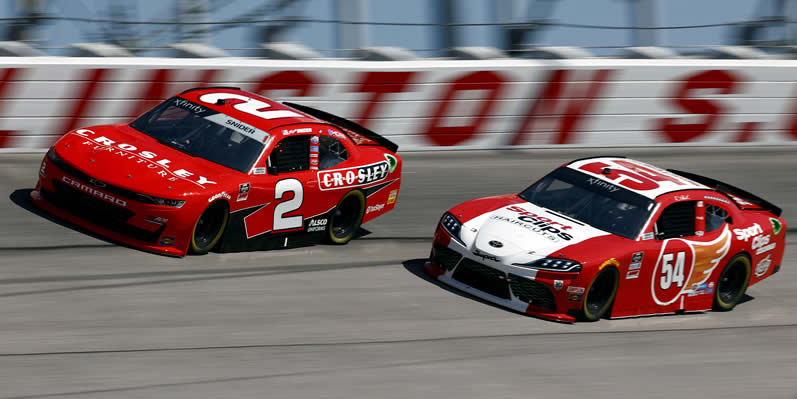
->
<box><xmin>565</xmin><ymin>156</ymin><xmax>709</xmax><ymax>200</ymax></box>
<box><xmin>177</xmin><ymin>87</ymin><xmax>320</xmax><ymax>130</ymax></box>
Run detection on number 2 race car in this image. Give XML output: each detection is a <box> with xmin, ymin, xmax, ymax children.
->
<box><xmin>425</xmin><ymin>156</ymin><xmax>786</xmax><ymax>322</ymax></box>
<box><xmin>32</xmin><ymin>87</ymin><xmax>402</xmax><ymax>256</ymax></box>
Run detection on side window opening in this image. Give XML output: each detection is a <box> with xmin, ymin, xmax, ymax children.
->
<box><xmin>655</xmin><ymin>201</ymin><xmax>696</xmax><ymax>240</ymax></box>
<box><xmin>269</xmin><ymin>135</ymin><xmax>309</xmax><ymax>174</ymax></box>
<box><xmin>705</xmin><ymin>203</ymin><xmax>730</xmax><ymax>232</ymax></box>
<box><xmin>319</xmin><ymin>135</ymin><xmax>349</xmax><ymax>170</ymax></box>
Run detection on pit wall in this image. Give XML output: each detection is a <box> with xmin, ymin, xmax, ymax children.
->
<box><xmin>1</xmin><ymin>57</ymin><xmax>796</xmax><ymax>151</ymax></box>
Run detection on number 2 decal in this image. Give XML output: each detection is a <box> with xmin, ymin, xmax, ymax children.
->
<box><xmin>660</xmin><ymin>251</ymin><xmax>686</xmax><ymax>290</ymax></box>
<box><xmin>273</xmin><ymin>179</ymin><xmax>304</xmax><ymax>231</ymax></box>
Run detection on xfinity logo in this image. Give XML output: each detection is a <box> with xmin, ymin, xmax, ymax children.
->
<box><xmin>62</xmin><ymin>176</ymin><xmax>127</xmax><ymax>207</ymax></box>
<box><xmin>587</xmin><ymin>177</ymin><xmax>620</xmax><ymax>192</ymax></box>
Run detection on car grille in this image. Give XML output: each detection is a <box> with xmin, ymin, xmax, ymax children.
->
<box><xmin>42</xmin><ymin>179</ymin><xmax>163</xmax><ymax>243</ymax></box>
<box><xmin>50</xmin><ymin>155</ymin><xmax>140</xmax><ymax>201</ymax></box>
<box><xmin>451</xmin><ymin>258</ymin><xmax>558</xmax><ymax>311</ymax></box>
<box><xmin>452</xmin><ymin>258</ymin><xmax>511</xmax><ymax>300</ymax></box>
<box><xmin>508</xmin><ymin>273</ymin><xmax>556</xmax><ymax>311</ymax></box>
<box><xmin>432</xmin><ymin>245</ymin><xmax>461</xmax><ymax>271</ymax></box>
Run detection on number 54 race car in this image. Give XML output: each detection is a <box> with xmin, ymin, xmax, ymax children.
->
<box><xmin>32</xmin><ymin>87</ymin><xmax>402</xmax><ymax>256</ymax></box>
<box><xmin>425</xmin><ymin>156</ymin><xmax>786</xmax><ymax>322</ymax></box>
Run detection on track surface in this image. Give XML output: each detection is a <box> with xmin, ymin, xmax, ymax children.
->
<box><xmin>1</xmin><ymin>148</ymin><xmax>797</xmax><ymax>399</ymax></box>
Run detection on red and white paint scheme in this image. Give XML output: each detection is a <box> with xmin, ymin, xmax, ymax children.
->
<box><xmin>425</xmin><ymin>156</ymin><xmax>786</xmax><ymax>322</ymax></box>
<box><xmin>31</xmin><ymin>87</ymin><xmax>402</xmax><ymax>256</ymax></box>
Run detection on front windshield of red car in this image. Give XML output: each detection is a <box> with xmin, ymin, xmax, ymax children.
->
<box><xmin>129</xmin><ymin>97</ymin><xmax>268</xmax><ymax>173</ymax></box>
<box><xmin>519</xmin><ymin>167</ymin><xmax>656</xmax><ymax>239</ymax></box>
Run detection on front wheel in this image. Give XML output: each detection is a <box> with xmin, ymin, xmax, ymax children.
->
<box><xmin>190</xmin><ymin>201</ymin><xmax>229</xmax><ymax>254</ymax></box>
<box><xmin>579</xmin><ymin>267</ymin><xmax>619</xmax><ymax>322</ymax></box>
<box><xmin>713</xmin><ymin>254</ymin><xmax>751</xmax><ymax>311</ymax></box>
<box><xmin>327</xmin><ymin>190</ymin><xmax>365</xmax><ymax>245</ymax></box>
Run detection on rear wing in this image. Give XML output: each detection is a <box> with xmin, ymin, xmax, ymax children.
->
<box><xmin>283</xmin><ymin>102</ymin><xmax>399</xmax><ymax>153</ymax></box>
<box><xmin>668</xmin><ymin>169</ymin><xmax>782</xmax><ymax>217</ymax></box>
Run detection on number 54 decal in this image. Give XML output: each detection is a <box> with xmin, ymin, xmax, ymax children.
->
<box><xmin>651</xmin><ymin>226</ymin><xmax>731</xmax><ymax>306</ymax></box>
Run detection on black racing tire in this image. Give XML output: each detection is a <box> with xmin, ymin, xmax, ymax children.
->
<box><xmin>190</xmin><ymin>201</ymin><xmax>229</xmax><ymax>255</ymax></box>
<box><xmin>713</xmin><ymin>254</ymin><xmax>752</xmax><ymax>312</ymax></box>
<box><xmin>327</xmin><ymin>190</ymin><xmax>365</xmax><ymax>245</ymax></box>
<box><xmin>579</xmin><ymin>267</ymin><xmax>619</xmax><ymax>322</ymax></box>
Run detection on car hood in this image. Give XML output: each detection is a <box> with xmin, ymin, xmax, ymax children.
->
<box><xmin>460</xmin><ymin>201</ymin><xmax>611</xmax><ymax>265</ymax></box>
<box><xmin>53</xmin><ymin>124</ymin><xmax>239</xmax><ymax>197</ymax></box>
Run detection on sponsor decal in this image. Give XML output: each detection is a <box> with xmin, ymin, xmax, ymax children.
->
<box><xmin>387</xmin><ymin>189</ymin><xmax>398</xmax><ymax>205</ymax></box>
<box><xmin>704</xmin><ymin>195</ymin><xmax>731</xmax><ymax>204</ymax></box>
<box><xmin>501</xmin><ymin>206</ymin><xmax>574</xmax><ymax>242</ymax></box>
<box><xmin>384</xmin><ymin>154</ymin><xmax>398</xmax><ymax>173</ymax></box>
<box><xmin>553</xmin><ymin>280</ymin><xmax>563</xmax><ymax>290</ymax></box>
<box><xmin>488</xmin><ymin>240</ymin><xmax>503</xmax><ymax>248</ymax></box>
<box><xmin>158</xmin><ymin>236</ymin><xmax>175</xmax><ymax>246</ymax></box>
<box><xmin>688</xmin><ymin>282</ymin><xmax>709</xmax><ymax>296</ymax></box>
<box><xmin>734</xmin><ymin>223</ymin><xmax>763</xmax><ymax>242</ymax></box>
<box><xmin>173</xmin><ymin>98</ymin><xmax>207</xmax><ymax>114</ymax></box>
<box><xmin>641</xmin><ymin>232</ymin><xmax>654</xmax><ymax>240</ymax></box>
<box><xmin>153</xmin><ymin>216</ymin><xmax>169</xmax><ymax>223</ymax></box>
<box><xmin>307</xmin><ymin>218</ymin><xmax>328</xmax><ymax>232</ymax></box>
<box><xmin>674</xmin><ymin>195</ymin><xmax>690</xmax><ymax>201</ymax></box>
<box><xmin>238</xmin><ymin>182</ymin><xmax>250</xmax><ymax>202</ymax></box>
<box><xmin>626</xmin><ymin>269</ymin><xmax>640</xmax><ymax>279</ymax></box>
<box><xmin>769</xmin><ymin>218</ymin><xmax>783</xmax><ymax>235</ymax></box>
<box><xmin>586</xmin><ymin>177</ymin><xmax>620</xmax><ymax>192</ymax></box>
<box><xmin>317</xmin><ymin>160</ymin><xmax>389</xmax><ymax>191</ymax></box>
<box><xmin>472</xmin><ymin>249</ymin><xmax>500</xmax><ymax>263</ymax></box>
<box><xmin>73</xmin><ymin>130</ymin><xmax>216</xmax><ymax>187</ymax></box>
<box><xmin>366</xmin><ymin>203</ymin><xmax>385</xmax><ymax>214</ymax></box>
<box><xmin>629</xmin><ymin>262</ymin><xmax>642</xmax><ymax>271</ymax></box>
<box><xmin>729</xmin><ymin>194</ymin><xmax>754</xmax><ymax>206</ymax></box>
<box><xmin>203</xmin><ymin>113</ymin><xmax>269</xmax><ymax>142</ymax></box>
<box><xmin>707</xmin><ymin>282</ymin><xmax>714</xmax><ymax>294</ymax></box>
<box><xmin>328</xmin><ymin>129</ymin><xmax>347</xmax><ymax>140</ymax></box>
<box><xmin>755</xmin><ymin>254</ymin><xmax>772</xmax><ymax>277</ymax></box>
<box><xmin>61</xmin><ymin>175</ymin><xmax>127</xmax><ymax>207</ymax></box>
<box><xmin>208</xmin><ymin>191</ymin><xmax>231</xmax><ymax>203</ymax></box>
<box><xmin>567</xmin><ymin>286</ymin><xmax>585</xmax><ymax>294</ymax></box>
<box><xmin>282</xmin><ymin>127</ymin><xmax>313</xmax><ymax>135</ymax></box>
<box><xmin>39</xmin><ymin>158</ymin><xmax>47</xmax><ymax>177</ymax></box>
<box><xmin>253</xmin><ymin>167</ymin><xmax>266</xmax><ymax>175</ymax></box>
<box><xmin>568</xmin><ymin>293</ymin><xmax>583</xmax><ymax>302</ymax></box>
<box><xmin>632</xmin><ymin>252</ymin><xmax>644</xmax><ymax>263</ymax></box>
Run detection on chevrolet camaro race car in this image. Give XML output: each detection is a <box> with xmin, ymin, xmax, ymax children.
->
<box><xmin>425</xmin><ymin>156</ymin><xmax>786</xmax><ymax>322</ymax></box>
<box><xmin>31</xmin><ymin>87</ymin><xmax>402</xmax><ymax>256</ymax></box>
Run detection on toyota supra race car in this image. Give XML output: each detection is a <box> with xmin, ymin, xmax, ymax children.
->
<box><xmin>425</xmin><ymin>157</ymin><xmax>786</xmax><ymax>322</ymax></box>
<box><xmin>32</xmin><ymin>87</ymin><xmax>402</xmax><ymax>256</ymax></box>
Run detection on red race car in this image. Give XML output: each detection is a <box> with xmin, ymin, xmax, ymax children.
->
<box><xmin>32</xmin><ymin>87</ymin><xmax>402</xmax><ymax>256</ymax></box>
<box><xmin>425</xmin><ymin>156</ymin><xmax>785</xmax><ymax>322</ymax></box>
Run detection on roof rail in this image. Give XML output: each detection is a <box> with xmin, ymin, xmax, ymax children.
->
<box><xmin>180</xmin><ymin>86</ymin><xmax>241</xmax><ymax>95</ymax></box>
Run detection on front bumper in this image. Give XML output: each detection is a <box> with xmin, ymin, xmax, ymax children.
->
<box><xmin>425</xmin><ymin>226</ymin><xmax>584</xmax><ymax>323</ymax></box>
<box><xmin>31</xmin><ymin>155</ymin><xmax>191</xmax><ymax>256</ymax></box>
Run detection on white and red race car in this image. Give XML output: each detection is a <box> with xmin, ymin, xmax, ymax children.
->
<box><xmin>425</xmin><ymin>156</ymin><xmax>786</xmax><ymax>322</ymax></box>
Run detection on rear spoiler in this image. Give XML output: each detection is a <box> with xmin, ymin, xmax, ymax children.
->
<box><xmin>668</xmin><ymin>169</ymin><xmax>782</xmax><ymax>217</ymax></box>
<box><xmin>283</xmin><ymin>102</ymin><xmax>399</xmax><ymax>153</ymax></box>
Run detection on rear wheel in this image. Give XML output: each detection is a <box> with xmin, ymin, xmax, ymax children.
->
<box><xmin>190</xmin><ymin>201</ymin><xmax>229</xmax><ymax>254</ymax></box>
<box><xmin>713</xmin><ymin>254</ymin><xmax>751</xmax><ymax>311</ymax></box>
<box><xmin>579</xmin><ymin>267</ymin><xmax>619</xmax><ymax>322</ymax></box>
<box><xmin>327</xmin><ymin>190</ymin><xmax>365</xmax><ymax>245</ymax></box>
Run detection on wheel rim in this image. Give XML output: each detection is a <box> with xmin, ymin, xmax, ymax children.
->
<box><xmin>585</xmin><ymin>269</ymin><xmax>617</xmax><ymax>318</ymax></box>
<box><xmin>193</xmin><ymin>203</ymin><xmax>226</xmax><ymax>250</ymax></box>
<box><xmin>331</xmin><ymin>194</ymin><xmax>362</xmax><ymax>239</ymax></box>
<box><xmin>718</xmin><ymin>259</ymin><xmax>747</xmax><ymax>306</ymax></box>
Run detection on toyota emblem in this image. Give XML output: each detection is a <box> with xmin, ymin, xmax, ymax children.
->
<box><xmin>488</xmin><ymin>240</ymin><xmax>503</xmax><ymax>248</ymax></box>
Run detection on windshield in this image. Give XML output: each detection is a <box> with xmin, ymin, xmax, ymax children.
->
<box><xmin>129</xmin><ymin>97</ymin><xmax>268</xmax><ymax>173</ymax></box>
<box><xmin>519</xmin><ymin>167</ymin><xmax>656</xmax><ymax>239</ymax></box>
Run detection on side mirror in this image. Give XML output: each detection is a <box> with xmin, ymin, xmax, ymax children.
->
<box><xmin>266</xmin><ymin>156</ymin><xmax>278</xmax><ymax>175</ymax></box>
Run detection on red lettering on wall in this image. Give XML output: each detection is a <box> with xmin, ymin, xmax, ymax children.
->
<box><xmin>252</xmin><ymin>70</ymin><xmax>317</xmax><ymax>97</ymax></box>
<box><xmin>511</xmin><ymin>69</ymin><xmax>612</xmax><ymax>145</ymax></box>
<box><xmin>352</xmin><ymin>71</ymin><xmax>416</xmax><ymax>126</ymax></box>
<box><xmin>422</xmin><ymin>70</ymin><xmax>505</xmax><ymax>146</ymax></box>
<box><xmin>0</xmin><ymin>68</ymin><xmax>20</xmax><ymax>148</ymax></box>
<box><xmin>656</xmin><ymin>69</ymin><xmax>739</xmax><ymax>143</ymax></box>
<box><xmin>54</xmin><ymin>68</ymin><xmax>109</xmax><ymax>146</ymax></box>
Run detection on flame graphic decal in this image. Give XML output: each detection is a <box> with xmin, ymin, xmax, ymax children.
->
<box><xmin>686</xmin><ymin>226</ymin><xmax>731</xmax><ymax>287</ymax></box>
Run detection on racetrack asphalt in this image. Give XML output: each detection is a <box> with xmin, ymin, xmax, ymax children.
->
<box><xmin>1</xmin><ymin>147</ymin><xmax>796</xmax><ymax>399</ymax></box>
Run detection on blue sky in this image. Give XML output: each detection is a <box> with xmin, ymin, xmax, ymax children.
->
<box><xmin>2</xmin><ymin>0</ymin><xmax>776</xmax><ymax>56</ymax></box>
